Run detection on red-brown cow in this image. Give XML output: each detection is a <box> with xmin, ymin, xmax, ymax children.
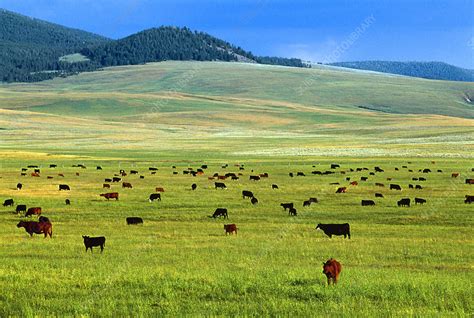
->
<box><xmin>17</xmin><ymin>221</ymin><xmax>52</xmax><ymax>238</ymax></box>
<box><xmin>224</xmin><ymin>224</ymin><xmax>238</xmax><ymax>235</ymax></box>
<box><xmin>25</xmin><ymin>207</ymin><xmax>41</xmax><ymax>217</ymax></box>
<box><xmin>335</xmin><ymin>187</ymin><xmax>347</xmax><ymax>193</ymax></box>
<box><xmin>322</xmin><ymin>258</ymin><xmax>342</xmax><ymax>285</ymax></box>
<box><xmin>122</xmin><ymin>182</ymin><xmax>133</xmax><ymax>189</ymax></box>
<box><xmin>100</xmin><ymin>192</ymin><xmax>119</xmax><ymax>200</ymax></box>
<box><xmin>452</xmin><ymin>173</ymin><xmax>460</xmax><ymax>178</ymax></box>
<box><xmin>156</xmin><ymin>187</ymin><xmax>165</xmax><ymax>192</ymax></box>
<box><xmin>349</xmin><ymin>181</ymin><xmax>358</xmax><ymax>186</ymax></box>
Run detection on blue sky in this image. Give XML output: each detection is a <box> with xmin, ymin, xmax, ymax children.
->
<box><xmin>1</xmin><ymin>0</ymin><xmax>472</xmax><ymax>68</ymax></box>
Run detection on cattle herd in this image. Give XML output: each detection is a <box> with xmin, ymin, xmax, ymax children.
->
<box><xmin>1</xmin><ymin>161</ymin><xmax>473</xmax><ymax>284</ymax></box>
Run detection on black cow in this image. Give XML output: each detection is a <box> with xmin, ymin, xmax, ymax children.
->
<box><xmin>149</xmin><ymin>167</ymin><xmax>158</xmax><ymax>171</ymax></box>
<box><xmin>59</xmin><ymin>184</ymin><xmax>70</xmax><ymax>191</ymax></box>
<box><xmin>288</xmin><ymin>207</ymin><xmax>297</xmax><ymax>216</ymax></box>
<box><xmin>50</xmin><ymin>164</ymin><xmax>57</xmax><ymax>168</ymax></box>
<box><xmin>112</xmin><ymin>177</ymin><xmax>121</xmax><ymax>183</ymax></box>
<box><xmin>419</xmin><ymin>177</ymin><xmax>426</xmax><ymax>181</ymax></box>
<box><xmin>16</xmin><ymin>204</ymin><xmax>26</xmax><ymax>214</ymax></box>
<box><xmin>65</xmin><ymin>199</ymin><xmax>70</xmax><ymax>205</ymax></box>
<box><xmin>16</xmin><ymin>183</ymin><xmax>22</xmax><ymax>190</ymax></box>
<box><xmin>464</xmin><ymin>195</ymin><xmax>474</xmax><ymax>204</ymax></box>
<box><xmin>215</xmin><ymin>182</ymin><xmax>227</xmax><ymax>189</ymax></box>
<box><xmin>361</xmin><ymin>200</ymin><xmax>375</xmax><ymax>206</ymax></box>
<box><xmin>191</xmin><ymin>183</ymin><xmax>197</xmax><ymax>191</ymax></box>
<box><xmin>308</xmin><ymin>197</ymin><xmax>318</xmax><ymax>203</ymax></box>
<box><xmin>130</xmin><ymin>170</ymin><xmax>139</xmax><ymax>175</ymax></box>
<box><xmin>375</xmin><ymin>193</ymin><xmax>384</xmax><ymax>198</ymax></box>
<box><xmin>360</xmin><ymin>176</ymin><xmax>368</xmax><ymax>181</ymax></box>
<box><xmin>415</xmin><ymin>198</ymin><xmax>426</xmax><ymax>205</ymax></box>
<box><xmin>423</xmin><ymin>169</ymin><xmax>431</xmax><ymax>173</ymax></box>
<box><xmin>331</xmin><ymin>164</ymin><xmax>340</xmax><ymax>169</ymax></box>
<box><xmin>249</xmin><ymin>175</ymin><xmax>261</xmax><ymax>181</ymax></box>
<box><xmin>3</xmin><ymin>199</ymin><xmax>14</xmax><ymax>207</ymax></box>
<box><xmin>374</xmin><ymin>166</ymin><xmax>384</xmax><ymax>172</ymax></box>
<box><xmin>303</xmin><ymin>200</ymin><xmax>311</xmax><ymax>207</ymax></box>
<box><xmin>126</xmin><ymin>217</ymin><xmax>143</xmax><ymax>225</ymax></box>
<box><xmin>390</xmin><ymin>184</ymin><xmax>402</xmax><ymax>190</ymax></box>
<box><xmin>149</xmin><ymin>193</ymin><xmax>161</xmax><ymax>202</ymax></box>
<box><xmin>272</xmin><ymin>184</ymin><xmax>279</xmax><ymax>189</ymax></box>
<box><xmin>316</xmin><ymin>223</ymin><xmax>350</xmax><ymax>239</ymax></box>
<box><xmin>280</xmin><ymin>203</ymin><xmax>294</xmax><ymax>211</ymax></box>
<box><xmin>105</xmin><ymin>178</ymin><xmax>112</xmax><ymax>182</ymax></box>
<box><xmin>96</xmin><ymin>166</ymin><xmax>102</xmax><ymax>170</ymax></box>
<box><xmin>83</xmin><ymin>236</ymin><xmax>106</xmax><ymax>253</ymax></box>
<box><xmin>251</xmin><ymin>197</ymin><xmax>259</xmax><ymax>205</ymax></box>
<box><xmin>415</xmin><ymin>185</ymin><xmax>423</xmax><ymax>190</ymax></box>
<box><xmin>297</xmin><ymin>172</ymin><xmax>305</xmax><ymax>176</ymax></box>
<box><xmin>242</xmin><ymin>190</ymin><xmax>254</xmax><ymax>199</ymax></box>
<box><xmin>289</xmin><ymin>172</ymin><xmax>294</xmax><ymax>177</ymax></box>
<box><xmin>397</xmin><ymin>198</ymin><xmax>411</xmax><ymax>207</ymax></box>
<box><xmin>409</xmin><ymin>184</ymin><xmax>414</xmax><ymax>189</ymax></box>
<box><xmin>212</xmin><ymin>208</ymin><xmax>228</xmax><ymax>219</ymax></box>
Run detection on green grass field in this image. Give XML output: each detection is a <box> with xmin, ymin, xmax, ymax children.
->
<box><xmin>0</xmin><ymin>62</ymin><xmax>473</xmax><ymax>316</ymax></box>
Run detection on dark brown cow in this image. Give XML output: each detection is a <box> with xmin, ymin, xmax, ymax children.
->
<box><xmin>31</xmin><ymin>172</ymin><xmax>40</xmax><ymax>177</ymax></box>
<box><xmin>156</xmin><ymin>187</ymin><xmax>165</xmax><ymax>192</ymax></box>
<box><xmin>390</xmin><ymin>184</ymin><xmax>402</xmax><ymax>190</ymax></box>
<box><xmin>415</xmin><ymin>197</ymin><xmax>426</xmax><ymax>205</ymax></box>
<box><xmin>375</xmin><ymin>183</ymin><xmax>385</xmax><ymax>187</ymax></box>
<box><xmin>335</xmin><ymin>187</ymin><xmax>347</xmax><ymax>193</ymax></box>
<box><xmin>25</xmin><ymin>207</ymin><xmax>41</xmax><ymax>217</ymax></box>
<box><xmin>103</xmin><ymin>184</ymin><xmax>110</xmax><ymax>188</ymax></box>
<box><xmin>17</xmin><ymin>221</ymin><xmax>52</xmax><ymax>238</ymax></box>
<box><xmin>361</xmin><ymin>200</ymin><xmax>375</xmax><ymax>206</ymax></box>
<box><xmin>122</xmin><ymin>182</ymin><xmax>133</xmax><ymax>189</ymax></box>
<box><xmin>452</xmin><ymin>173</ymin><xmax>459</xmax><ymax>178</ymax></box>
<box><xmin>249</xmin><ymin>175</ymin><xmax>261</xmax><ymax>181</ymax></box>
<box><xmin>322</xmin><ymin>258</ymin><xmax>342</xmax><ymax>285</ymax></box>
<box><xmin>350</xmin><ymin>181</ymin><xmax>358</xmax><ymax>186</ymax></box>
<box><xmin>465</xmin><ymin>195</ymin><xmax>474</xmax><ymax>204</ymax></box>
<box><xmin>465</xmin><ymin>179</ymin><xmax>474</xmax><ymax>184</ymax></box>
<box><xmin>100</xmin><ymin>193</ymin><xmax>119</xmax><ymax>200</ymax></box>
<box><xmin>59</xmin><ymin>184</ymin><xmax>70</xmax><ymax>191</ymax></box>
<box><xmin>224</xmin><ymin>224</ymin><xmax>238</xmax><ymax>235</ymax></box>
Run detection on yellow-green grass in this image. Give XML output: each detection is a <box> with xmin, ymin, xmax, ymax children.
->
<box><xmin>0</xmin><ymin>156</ymin><xmax>472</xmax><ymax>316</ymax></box>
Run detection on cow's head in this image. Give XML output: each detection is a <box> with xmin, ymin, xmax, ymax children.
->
<box><xmin>17</xmin><ymin>221</ymin><xmax>25</xmax><ymax>228</ymax></box>
<box><xmin>315</xmin><ymin>224</ymin><xmax>322</xmax><ymax>230</ymax></box>
<box><xmin>82</xmin><ymin>235</ymin><xmax>89</xmax><ymax>240</ymax></box>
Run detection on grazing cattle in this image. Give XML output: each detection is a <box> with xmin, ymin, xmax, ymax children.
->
<box><xmin>149</xmin><ymin>193</ymin><xmax>161</xmax><ymax>202</ymax></box>
<box><xmin>360</xmin><ymin>176</ymin><xmax>368</xmax><ymax>181</ymax></box>
<box><xmin>322</xmin><ymin>258</ymin><xmax>342</xmax><ymax>285</ymax></box>
<box><xmin>103</xmin><ymin>184</ymin><xmax>110</xmax><ymax>189</ymax></box>
<box><xmin>288</xmin><ymin>208</ymin><xmax>297</xmax><ymax>216</ymax></box>
<box><xmin>215</xmin><ymin>182</ymin><xmax>227</xmax><ymax>189</ymax></box>
<box><xmin>390</xmin><ymin>184</ymin><xmax>402</xmax><ymax>190</ymax></box>
<box><xmin>149</xmin><ymin>167</ymin><xmax>158</xmax><ymax>171</ymax></box>
<box><xmin>397</xmin><ymin>198</ymin><xmax>411</xmax><ymax>207</ymax></box>
<box><xmin>309</xmin><ymin>197</ymin><xmax>318</xmax><ymax>203</ymax></box>
<box><xmin>96</xmin><ymin>166</ymin><xmax>102</xmax><ymax>170</ymax></box>
<box><xmin>231</xmin><ymin>176</ymin><xmax>239</xmax><ymax>180</ymax></box>
<box><xmin>387</xmin><ymin>177</ymin><xmax>392</xmax><ymax>181</ymax></box>
<box><xmin>415</xmin><ymin>198</ymin><xmax>426</xmax><ymax>205</ymax></box>
<box><xmin>259</xmin><ymin>173</ymin><xmax>269</xmax><ymax>178</ymax></box>
<box><xmin>280</xmin><ymin>203</ymin><xmax>294</xmax><ymax>211</ymax></box>
<box><xmin>289</xmin><ymin>172</ymin><xmax>294</xmax><ymax>177</ymax></box>
<box><xmin>31</xmin><ymin>172</ymin><xmax>40</xmax><ymax>177</ymax></box>
<box><xmin>409</xmin><ymin>184</ymin><xmax>414</xmax><ymax>189</ymax></box>
<box><xmin>452</xmin><ymin>173</ymin><xmax>459</xmax><ymax>178</ymax></box>
<box><xmin>65</xmin><ymin>199</ymin><xmax>70</xmax><ymax>205</ymax></box>
<box><xmin>335</xmin><ymin>187</ymin><xmax>347</xmax><ymax>193</ymax></box>
<box><xmin>312</xmin><ymin>171</ymin><xmax>322</xmax><ymax>175</ymax></box>
<box><xmin>437</xmin><ymin>169</ymin><xmax>443</xmax><ymax>173</ymax></box>
<box><xmin>212</xmin><ymin>208</ymin><xmax>228</xmax><ymax>219</ymax></box>
<box><xmin>331</xmin><ymin>164</ymin><xmax>340</xmax><ymax>169</ymax></box>
<box><xmin>173</xmin><ymin>172</ymin><xmax>178</xmax><ymax>175</ymax></box>
<box><xmin>21</xmin><ymin>173</ymin><xmax>26</xmax><ymax>176</ymax></box>
<box><xmin>75</xmin><ymin>172</ymin><xmax>80</xmax><ymax>176</ymax></box>
<box><xmin>191</xmin><ymin>183</ymin><xmax>197</xmax><ymax>191</ymax></box>
<box><xmin>242</xmin><ymin>190</ymin><xmax>254</xmax><ymax>199</ymax></box>
<box><xmin>83</xmin><ymin>236</ymin><xmax>106</xmax><ymax>253</ymax></box>
<box><xmin>375</xmin><ymin>183</ymin><xmax>385</xmax><ymax>187</ymax></box>
<box><xmin>316</xmin><ymin>223</ymin><xmax>350</xmax><ymax>239</ymax></box>
<box><xmin>375</xmin><ymin>193</ymin><xmax>384</xmax><ymax>198</ymax></box>
<box><xmin>224</xmin><ymin>224</ymin><xmax>237</xmax><ymax>235</ymax></box>
<box><xmin>16</xmin><ymin>204</ymin><xmax>27</xmax><ymax>214</ymax></box>
<box><xmin>329</xmin><ymin>182</ymin><xmax>339</xmax><ymax>185</ymax></box>
<box><xmin>27</xmin><ymin>165</ymin><xmax>38</xmax><ymax>168</ymax></box>
<box><xmin>16</xmin><ymin>183</ymin><xmax>22</xmax><ymax>190</ymax></box>
<box><xmin>395</xmin><ymin>167</ymin><xmax>399</xmax><ymax>171</ymax></box>
<box><xmin>465</xmin><ymin>179</ymin><xmax>474</xmax><ymax>184</ymax></box>
<box><xmin>34</xmin><ymin>169</ymin><xmax>40</xmax><ymax>173</ymax></box>
<box><xmin>3</xmin><ymin>199</ymin><xmax>14</xmax><ymax>207</ymax></box>
<box><xmin>21</xmin><ymin>168</ymin><xmax>27</xmax><ymax>172</ymax></box>
<box><xmin>130</xmin><ymin>170</ymin><xmax>138</xmax><ymax>175</ymax></box>
<box><xmin>140</xmin><ymin>176</ymin><xmax>145</xmax><ymax>179</ymax></box>
<box><xmin>346</xmin><ymin>177</ymin><xmax>351</xmax><ymax>181</ymax></box>
<box><xmin>25</xmin><ymin>207</ymin><xmax>42</xmax><ymax>217</ymax></box>
<box><xmin>59</xmin><ymin>184</ymin><xmax>70</xmax><ymax>191</ymax></box>
<box><xmin>105</xmin><ymin>178</ymin><xmax>112</xmax><ymax>182</ymax></box>
<box><xmin>415</xmin><ymin>185</ymin><xmax>423</xmax><ymax>190</ymax></box>
<box><xmin>423</xmin><ymin>169</ymin><xmax>431</xmax><ymax>173</ymax></box>
<box><xmin>126</xmin><ymin>217</ymin><xmax>143</xmax><ymax>225</ymax></box>
<box><xmin>303</xmin><ymin>200</ymin><xmax>311</xmax><ymax>207</ymax></box>
<box><xmin>122</xmin><ymin>182</ymin><xmax>133</xmax><ymax>189</ymax></box>
<box><xmin>465</xmin><ymin>195</ymin><xmax>474</xmax><ymax>204</ymax></box>
<box><xmin>112</xmin><ymin>177</ymin><xmax>121</xmax><ymax>183</ymax></box>
<box><xmin>249</xmin><ymin>175</ymin><xmax>261</xmax><ymax>181</ymax></box>
<box><xmin>47</xmin><ymin>176</ymin><xmax>54</xmax><ymax>179</ymax></box>
<box><xmin>374</xmin><ymin>166</ymin><xmax>384</xmax><ymax>172</ymax></box>
<box><xmin>17</xmin><ymin>221</ymin><xmax>52</xmax><ymax>238</ymax></box>
<box><xmin>155</xmin><ymin>187</ymin><xmax>165</xmax><ymax>192</ymax></box>
<box><xmin>361</xmin><ymin>200</ymin><xmax>375</xmax><ymax>206</ymax></box>
<box><xmin>38</xmin><ymin>216</ymin><xmax>50</xmax><ymax>223</ymax></box>
<box><xmin>350</xmin><ymin>181</ymin><xmax>358</xmax><ymax>186</ymax></box>
<box><xmin>100</xmin><ymin>193</ymin><xmax>119</xmax><ymax>201</ymax></box>
<box><xmin>419</xmin><ymin>177</ymin><xmax>426</xmax><ymax>181</ymax></box>
<box><xmin>251</xmin><ymin>197</ymin><xmax>259</xmax><ymax>205</ymax></box>
<box><xmin>369</xmin><ymin>172</ymin><xmax>375</xmax><ymax>176</ymax></box>
<box><xmin>50</xmin><ymin>164</ymin><xmax>57</xmax><ymax>168</ymax></box>
<box><xmin>297</xmin><ymin>172</ymin><xmax>305</xmax><ymax>177</ymax></box>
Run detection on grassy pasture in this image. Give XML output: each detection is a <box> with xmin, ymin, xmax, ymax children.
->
<box><xmin>0</xmin><ymin>156</ymin><xmax>472</xmax><ymax>316</ymax></box>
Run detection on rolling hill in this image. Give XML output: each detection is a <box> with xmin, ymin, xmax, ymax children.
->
<box><xmin>329</xmin><ymin>61</ymin><xmax>474</xmax><ymax>82</ymax></box>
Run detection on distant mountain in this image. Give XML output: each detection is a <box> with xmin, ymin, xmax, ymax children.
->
<box><xmin>0</xmin><ymin>9</ymin><xmax>110</xmax><ymax>82</ymax></box>
<box><xmin>328</xmin><ymin>61</ymin><xmax>474</xmax><ymax>82</ymax></box>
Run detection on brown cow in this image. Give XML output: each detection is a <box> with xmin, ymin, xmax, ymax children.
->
<box><xmin>122</xmin><ymin>182</ymin><xmax>133</xmax><ymax>189</ymax></box>
<box><xmin>100</xmin><ymin>193</ymin><xmax>119</xmax><ymax>200</ymax></box>
<box><xmin>335</xmin><ymin>187</ymin><xmax>347</xmax><ymax>193</ymax></box>
<box><xmin>156</xmin><ymin>187</ymin><xmax>165</xmax><ymax>192</ymax></box>
<box><xmin>25</xmin><ymin>207</ymin><xmax>41</xmax><ymax>217</ymax></box>
<box><xmin>452</xmin><ymin>173</ymin><xmax>460</xmax><ymax>178</ymax></box>
<box><xmin>17</xmin><ymin>221</ymin><xmax>52</xmax><ymax>238</ymax></box>
<box><xmin>31</xmin><ymin>172</ymin><xmax>40</xmax><ymax>177</ymax></box>
<box><xmin>224</xmin><ymin>224</ymin><xmax>238</xmax><ymax>235</ymax></box>
<box><xmin>322</xmin><ymin>258</ymin><xmax>342</xmax><ymax>285</ymax></box>
<box><xmin>349</xmin><ymin>181</ymin><xmax>358</xmax><ymax>186</ymax></box>
<box><xmin>103</xmin><ymin>184</ymin><xmax>110</xmax><ymax>188</ymax></box>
